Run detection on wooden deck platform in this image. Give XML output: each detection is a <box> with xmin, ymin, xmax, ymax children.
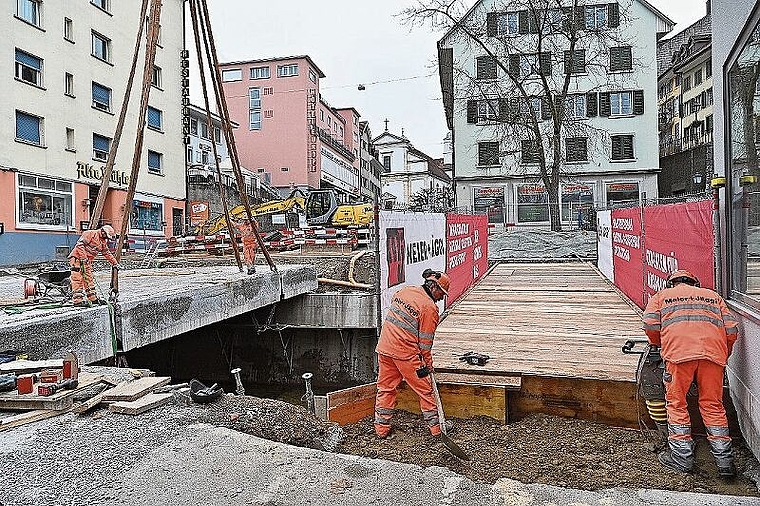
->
<box><xmin>434</xmin><ymin>262</ymin><xmax>642</xmax><ymax>382</ymax></box>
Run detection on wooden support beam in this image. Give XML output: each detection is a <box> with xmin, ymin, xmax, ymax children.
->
<box><xmin>109</xmin><ymin>392</ymin><xmax>173</xmax><ymax>415</ymax></box>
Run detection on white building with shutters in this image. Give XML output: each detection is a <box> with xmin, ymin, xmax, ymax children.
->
<box><xmin>438</xmin><ymin>0</ymin><xmax>674</xmax><ymax>227</ymax></box>
<box><xmin>0</xmin><ymin>0</ymin><xmax>185</xmax><ymax>265</ymax></box>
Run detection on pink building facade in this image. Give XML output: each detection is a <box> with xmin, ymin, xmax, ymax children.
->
<box><xmin>220</xmin><ymin>56</ymin><xmax>362</xmax><ymax>199</ymax></box>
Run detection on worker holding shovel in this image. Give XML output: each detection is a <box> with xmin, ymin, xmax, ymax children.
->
<box><xmin>68</xmin><ymin>225</ymin><xmax>121</xmax><ymax>307</ymax></box>
<box><xmin>374</xmin><ymin>268</ymin><xmax>451</xmax><ymax>439</ymax></box>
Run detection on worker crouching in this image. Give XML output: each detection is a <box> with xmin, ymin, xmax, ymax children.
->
<box><xmin>68</xmin><ymin>225</ymin><xmax>121</xmax><ymax>307</ymax></box>
<box><xmin>642</xmin><ymin>269</ymin><xmax>740</xmax><ymax>477</ymax></box>
<box><xmin>374</xmin><ymin>269</ymin><xmax>451</xmax><ymax>438</ymax></box>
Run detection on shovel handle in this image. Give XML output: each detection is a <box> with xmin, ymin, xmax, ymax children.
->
<box><xmin>430</xmin><ymin>372</ymin><xmax>447</xmax><ymax>436</ymax></box>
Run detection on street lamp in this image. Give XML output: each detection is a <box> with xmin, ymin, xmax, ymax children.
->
<box><xmin>693</xmin><ymin>173</ymin><xmax>704</xmax><ymax>187</ymax></box>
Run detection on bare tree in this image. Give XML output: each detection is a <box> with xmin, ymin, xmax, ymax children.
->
<box><xmin>403</xmin><ymin>0</ymin><xmax>642</xmax><ymax>230</ymax></box>
<box><xmin>408</xmin><ymin>185</ymin><xmax>455</xmax><ymax>212</ymax></box>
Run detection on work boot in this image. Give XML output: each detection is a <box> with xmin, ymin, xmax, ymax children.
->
<box><xmin>247</xmin><ymin>266</ymin><xmax>256</xmax><ymax>275</ymax></box>
<box><xmin>658</xmin><ymin>451</ymin><xmax>692</xmax><ymax>473</ymax></box>
<box><xmin>444</xmin><ymin>420</ymin><xmax>455</xmax><ymax>434</ymax></box>
<box><xmin>718</xmin><ymin>462</ymin><xmax>737</xmax><ymax>479</ymax></box>
<box><xmin>73</xmin><ymin>301</ymin><xmax>91</xmax><ymax>308</ymax></box>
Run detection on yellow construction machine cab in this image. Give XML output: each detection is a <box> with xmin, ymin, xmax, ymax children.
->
<box><xmin>305</xmin><ymin>190</ymin><xmax>373</xmax><ymax>227</ymax></box>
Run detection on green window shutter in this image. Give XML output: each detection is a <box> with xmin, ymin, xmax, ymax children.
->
<box><xmin>510</xmin><ymin>97</ymin><xmax>520</xmax><ymax>120</ymax></box>
<box><xmin>599</xmin><ymin>92</ymin><xmax>611</xmax><ymax>117</ymax></box>
<box><xmin>623</xmin><ymin>136</ymin><xmax>634</xmax><ymax>158</ymax></box>
<box><xmin>633</xmin><ymin>90</ymin><xmax>644</xmax><ymax>115</ymax></box>
<box><xmin>519</xmin><ymin>10</ymin><xmax>529</xmax><ymax>34</ymax></box>
<box><xmin>476</xmin><ymin>56</ymin><xmax>497</xmax><ymax>80</ymax></box>
<box><xmin>575</xmin><ymin>7</ymin><xmax>585</xmax><ymax>31</ymax></box>
<box><xmin>528</xmin><ymin>11</ymin><xmax>538</xmax><ymax>33</ymax></box>
<box><xmin>576</xmin><ymin>49</ymin><xmax>586</xmax><ymax>73</ymax></box>
<box><xmin>509</xmin><ymin>54</ymin><xmax>520</xmax><ymax>76</ymax></box>
<box><xmin>608</xmin><ymin>3</ymin><xmax>620</xmax><ymax>28</ymax></box>
<box><xmin>487</xmin><ymin>12</ymin><xmax>498</xmax><ymax>37</ymax></box>
<box><xmin>541</xmin><ymin>96</ymin><xmax>552</xmax><ymax>120</ymax></box>
<box><xmin>610</xmin><ymin>47</ymin><xmax>620</xmax><ymax>72</ymax></box>
<box><xmin>467</xmin><ymin>100</ymin><xmax>478</xmax><ymax>124</ymax></box>
<box><xmin>562</xmin><ymin>7</ymin><xmax>571</xmax><ymax>31</ymax></box>
<box><xmin>540</xmin><ymin>52</ymin><xmax>552</xmax><ymax>75</ymax></box>
<box><xmin>586</xmin><ymin>92</ymin><xmax>598</xmax><ymax>116</ymax></box>
<box><xmin>564</xmin><ymin>50</ymin><xmax>571</xmax><ymax>74</ymax></box>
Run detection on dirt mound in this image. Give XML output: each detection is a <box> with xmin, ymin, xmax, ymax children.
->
<box><xmin>335</xmin><ymin>411</ymin><xmax>760</xmax><ymax>496</ymax></box>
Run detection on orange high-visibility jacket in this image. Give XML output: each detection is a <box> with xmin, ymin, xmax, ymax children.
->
<box><xmin>376</xmin><ymin>285</ymin><xmax>439</xmax><ymax>367</ymax></box>
<box><xmin>68</xmin><ymin>230</ymin><xmax>117</xmax><ymax>265</ymax></box>
<box><xmin>235</xmin><ymin>219</ymin><xmax>257</xmax><ymax>238</ymax></box>
<box><xmin>643</xmin><ymin>283</ymin><xmax>739</xmax><ymax>366</ymax></box>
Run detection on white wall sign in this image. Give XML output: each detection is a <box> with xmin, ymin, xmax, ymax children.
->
<box><xmin>596</xmin><ymin>210</ymin><xmax>614</xmax><ymax>282</ymax></box>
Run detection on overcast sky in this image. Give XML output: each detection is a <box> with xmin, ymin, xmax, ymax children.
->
<box><xmin>197</xmin><ymin>0</ymin><xmax>708</xmax><ymax>157</ymax></box>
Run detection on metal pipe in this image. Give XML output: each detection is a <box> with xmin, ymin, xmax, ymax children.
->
<box><xmin>230</xmin><ymin>367</ymin><xmax>245</xmax><ymax>396</ymax></box>
<box><xmin>301</xmin><ymin>372</ymin><xmax>315</xmax><ymax>414</ymax></box>
<box><xmin>347</xmin><ymin>250</ymin><xmax>367</xmax><ymax>285</ymax></box>
<box><xmin>317</xmin><ymin>277</ymin><xmax>373</xmax><ymax>289</ymax></box>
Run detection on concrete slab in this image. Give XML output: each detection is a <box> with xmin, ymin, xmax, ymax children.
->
<box><xmin>0</xmin><ymin>265</ymin><xmax>317</xmax><ymax>363</ymax></box>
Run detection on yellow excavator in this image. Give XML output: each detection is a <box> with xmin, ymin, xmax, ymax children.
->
<box><xmin>195</xmin><ymin>189</ymin><xmax>373</xmax><ymax>235</ymax></box>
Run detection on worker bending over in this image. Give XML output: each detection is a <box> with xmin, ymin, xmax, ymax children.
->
<box><xmin>643</xmin><ymin>269</ymin><xmax>740</xmax><ymax>477</ymax></box>
<box><xmin>232</xmin><ymin>218</ymin><xmax>258</xmax><ymax>275</ymax></box>
<box><xmin>374</xmin><ymin>268</ymin><xmax>451</xmax><ymax>438</ymax></box>
<box><xmin>68</xmin><ymin>225</ymin><xmax>121</xmax><ymax>307</ymax></box>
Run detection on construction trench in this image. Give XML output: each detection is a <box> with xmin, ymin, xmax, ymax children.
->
<box><xmin>3</xmin><ymin>236</ymin><xmax>758</xmax><ymax>499</ymax></box>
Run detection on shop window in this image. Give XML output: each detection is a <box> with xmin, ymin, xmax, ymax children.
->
<box><xmin>561</xmin><ymin>183</ymin><xmax>594</xmax><ymax>222</ymax></box>
<box><xmin>130</xmin><ymin>200</ymin><xmax>164</xmax><ymax>232</ymax></box>
<box><xmin>605</xmin><ymin>182</ymin><xmax>639</xmax><ymax>208</ymax></box>
<box><xmin>517</xmin><ymin>184</ymin><xmax>549</xmax><ymax>222</ymax></box>
<box><xmin>17</xmin><ymin>173</ymin><xmax>73</xmax><ymax>229</ymax></box>
<box><xmin>727</xmin><ymin>17</ymin><xmax>760</xmax><ymax>304</ymax></box>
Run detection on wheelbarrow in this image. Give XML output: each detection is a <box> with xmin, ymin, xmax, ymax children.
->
<box><xmin>24</xmin><ymin>266</ymin><xmax>72</xmax><ymax>300</ymax></box>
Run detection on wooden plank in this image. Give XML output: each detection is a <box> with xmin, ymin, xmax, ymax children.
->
<box><xmin>326</xmin><ymin>382</ymin><xmax>376</xmax><ymax>410</ymax></box>
<box><xmin>0</xmin><ymin>373</ymin><xmax>102</xmax><ymax>411</ymax></box>
<box><xmin>101</xmin><ymin>376</ymin><xmax>171</xmax><ymax>402</ymax></box>
<box><xmin>509</xmin><ymin>376</ymin><xmax>640</xmax><ymax>428</ymax></box>
<box><xmin>327</xmin><ymin>397</ymin><xmax>375</xmax><ymax>426</ymax></box>
<box><xmin>434</xmin><ymin>372</ymin><xmax>521</xmax><ymax>389</ymax></box>
<box><xmin>108</xmin><ymin>392</ymin><xmax>173</xmax><ymax>415</ymax></box>
<box><xmin>0</xmin><ymin>409</ymin><xmax>67</xmax><ymax>431</ymax></box>
<box><xmin>0</xmin><ymin>359</ymin><xmax>62</xmax><ymax>375</ymax></box>
<box><xmin>72</xmin><ymin>390</ymin><xmax>109</xmax><ymax>415</ymax></box>
<box><xmin>396</xmin><ymin>382</ymin><xmax>507</xmax><ymax>423</ymax></box>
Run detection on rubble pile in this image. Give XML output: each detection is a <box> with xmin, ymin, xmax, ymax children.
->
<box><xmin>489</xmin><ymin>229</ymin><xmax>597</xmax><ymax>261</ymax></box>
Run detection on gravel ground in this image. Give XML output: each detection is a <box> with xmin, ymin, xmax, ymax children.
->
<box><xmin>489</xmin><ymin>229</ymin><xmax>597</xmax><ymax>260</ymax></box>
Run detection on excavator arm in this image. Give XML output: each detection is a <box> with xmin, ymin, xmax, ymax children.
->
<box><xmin>194</xmin><ymin>190</ymin><xmax>306</xmax><ymax>235</ymax></box>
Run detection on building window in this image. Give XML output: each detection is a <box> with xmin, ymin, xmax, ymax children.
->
<box><xmin>476</xmin><ymin>55</ymin><xmax>497</xmax><ymax>80</ymax></box>
<box><xmin>564</xmin><ymin>94</ymin><xmax>586</xmax><ymax>118</ymax></box>
<box><xmin>250</xmin><ymin>66</ymin><xmax>270</xmax><ymax>79</ymax></box>
<box><xmin>15</xmin><ymin>49</ymin><xmax>42</xmax><ymax>86</ymax></box>
<box><xmin>564</xmin><ymin>49</ymin><xmax>586</xmax><ymax>75</ymax></box>
<box><xmin>694</xmin><ymin>69</ymin><xmax>703</xmax><ymax>86</ymax></box>
<box><xmin>15</xmin><ymin>110</ymin><xmax>43</xmax><ymax>146</ymax></box>
<box><xmin>705</xmin><ymin>58</ymin><xmax>712</xmax><ymax>78</ymax></box>
<box><xmin>147</xmin><ymin>150</ymin><xmax>163</xmax><ymax>175</ymax></box>
<box><xmin>519</xmin><ymin>97</ymin><xmax>544</xmax><ymax>121</ymax></box>
<box><xmin>611</xmin><ymin>134</ymin><xmax>634</xmax><ymax>160</ymax></box>
<box><xmin>64</xmin><ymin>17</ymin><xmax>73</xmax><ymax>41</ymax></box>
<box><xmin>610</xmin><ymin>46</ymin><xmax>632</xmax><ymax>72</ymax></box>
<box><xmin>131</xmin><ymin>200</ymin><xmax>164</xmax><ymax>232</ymax></box>
<box><xmin>93</xmin><ymin>133</ymin><xmax>111</xmax><ymax>161</ymax></box>
<box><xmin>383</xmin><ymin>155</ymin><xmax>391</xmax><ymax>170</ymax></box>
<box><xmin>214</xmin><ymin>126</ymin><xmax>221</xmax><ymax>143</ymax></box>
<box><xmin>565</xmin><ymin>137</ymin><xmax>588</xmax><ymax>162</ymax></box>
<box><xmin>152</xmin><ymin>65</ymin><xmax>162</xmax><ymax>88</ymax></box>
<box><xmin>610</xmin><ymin>91</ymin><xmax>632</xmax><ymax>116</ymax></box>
<box><xmin>91</xmin><ymin>82</ymin><xmax>112</xmax><ymax>112</ymax></box>
<box><xmin>249</xmin><ymin>87</ymin><xmax>261</xmax><ymax>130</ymax></box>
<box><xmin>521</xmin><ymin>140</ymin><xmax>541</xmax><ymax>164</ymax></box>
<box><xmin>222</xmin><ymin>69</ymin><xmax>242</xmax><ymax>82</ymax></box>
<box><xmin>606</xmin><ymin>182</ymin><xmax>639</xmax><ymax>207</ymax></box>
<box><xmin>200</xmin><ymin>121</ymin><xmax>209</xmax><ymax>139</ymax></box>
<box><xmin>91</xmin><ymin>31</ymin><xmax>111</xmax><ymax>63</ymax></box>
<box><xmin>65</xmin><ymin>73</ymin><xmax>74</xmax><ymax>97</ymax></box>
<box><xmin>309</xmin><ymin>69</ymin><xmax>317</xmax><ymax>83</ymax></box>
<box><xmin>90</xmin><ymin>0</ymin><xmax>110</xmax><ymax>13</ymax></box>
<box><xmin>585</xmin><ymin>4</ymin><xmax>607</xmax><ymax>29</ymax></box>
<box><xmin>201</xmin><ymin>151</ymin><xmax>209</xmax><ymax>164</ymax></box>
<box><xmin>190</xmin><ymin>118</ymin><xmax>198</xmax><ymax>136</ymax></box>
<box><xmin>187</xmin><ymin>147</ymin><xmax>193</xmax><ymax>161</ymax></box>
<box><xmin>478</xmin><ymin>142</ymin><xmax>499</xmax><ymax>166</ymax></box>
<box><xmin>477</xmin><ymin>99</ymin><xmax>499</xmax><ymax>122</ymax></box>
<box><xmin>561</xmin><ymin>183</ymin><xmax>594</xmax><ymax>222</ymax></box>
<box><xmin>277</xmin><ymin>64</ymin><xmax>298</xmax><ymax>77</ymax></box>
<box><xmin>17</xmin><ymin>174</ymin><xmax>73</xmax><ymax>229</ymax></box>
<box><xmin>517</xmin><ymin>184</ymin><xmax>549</xmax><ymax>223</ymax></box>
<box><xmin>17</xmin><ymin>0</ymin><xmax>42</xmax><ymax>27</ymax></box>
<box><xmin>65</xmin><ymin>127</ymin><xmax>75</xmax><ymax>151</ymax></box>
<box><xmin>497</xmin><ymin>12</ymin><xmax>519</xmax><ymax>36</ymax></box>
<box><xmin>147</xmin><ymin>106</ymin><xmax>163</xmax><ymax>130</ymax></box>
<box><xmin>683</xmin><ymin>76</ymin><xmax>691</xmax><ymax>92</ymax></box>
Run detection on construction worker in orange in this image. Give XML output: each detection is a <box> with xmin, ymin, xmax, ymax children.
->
<box><xmin>643</xmin><ymin>269</ymin><xmax>740</xmax><ymax>477</ymax></box>
<box><xmin>68</xmin><ymin>225</ymin><xmax>121</xmax><ymax>307</ymax></box>
<box><xmin>374</xmin><ymin>268</ymin><xmax>451</xmax><ymax>439</ymax></box>
<box><xmin>232</xmin><ymin>218</ymin><xmax>258</xmax><ymax>275</ymax></box>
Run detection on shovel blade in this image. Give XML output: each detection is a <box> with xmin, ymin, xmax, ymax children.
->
<box><xmin>441</xmin><ymin>432</ymin><xmax>470</xmax><ymax>461</ymax></box>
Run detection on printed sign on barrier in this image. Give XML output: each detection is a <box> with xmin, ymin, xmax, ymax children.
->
<box><xmin>445</xmin><ymin>214</ymin><xmax>488</xmax><ymax>305</ymax></box>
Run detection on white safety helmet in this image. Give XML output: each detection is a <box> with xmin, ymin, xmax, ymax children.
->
<box><xmin>101</xmin><ymin>224</ymin><xmax>116</xmax><ymax>240</ymax></box>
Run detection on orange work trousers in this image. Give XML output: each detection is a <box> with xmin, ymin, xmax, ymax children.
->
<box><xmin>70</xmin><ymin>258</ymin><xmax>97</xmax><ymax>303</ymax></box>
<box><xmin>242</xmin><ymin>236</ymin><xmax>257</xmax><ymax>267</ymax></box>
<box><xmin>374</xmin><ymin>353</ymin><xmax>441</xmax><ymax>437</ymax></box>
<box><xmin>664</xmin><ymin>359</ymin><xmax>730</xmax><ymax>443</ymax></box>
